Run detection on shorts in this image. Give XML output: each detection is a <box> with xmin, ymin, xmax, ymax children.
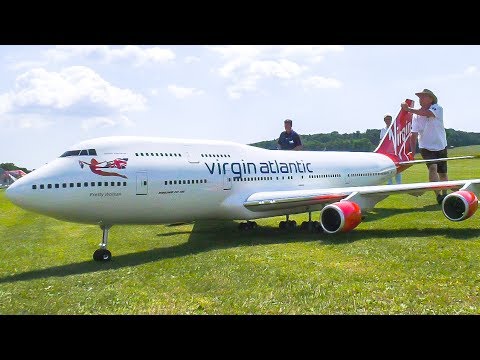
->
<box><xmin>420</xmin><ymin>147</ymin><xmax>448</xmax><ymax>173</ymax></box>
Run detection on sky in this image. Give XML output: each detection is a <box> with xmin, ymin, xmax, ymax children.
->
<box><xmin>1</xmin><ymin>45</ymin><xmax>480</xmax><ymax>170</ymax></box>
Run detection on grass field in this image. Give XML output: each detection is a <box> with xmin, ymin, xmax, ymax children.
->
<box><xmin>1</xmin><ymin>146</ymin><xmax>480</xmax><ymax>314</ymax></box>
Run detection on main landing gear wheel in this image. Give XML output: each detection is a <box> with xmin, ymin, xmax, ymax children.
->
<box><xmin>93</xmin><ymin>224</ymin><xmax>113</xmax><ymax>262</ymax></box>
<box><xmin>238</xmin><ymin>221</ymin><xmax>258</xmax><ymax>231</ymax></box>
<box><xmin>300</xmin><ymin>221</ymin><xmax>323</xmax><ymax>232</ymax></box>
<box><xmin>279</xmin><ymin>220</ymin><xmax>297</xmax><ymax>230</ymax></box>
<box><xmin>93</xmin><ymin>248</ymin><xmax>112</xmax><ymax>262</ymax></box>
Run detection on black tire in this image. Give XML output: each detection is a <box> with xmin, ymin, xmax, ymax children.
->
<box><xmin>248</xmin><ymin>221</ymin><xmax>258</xmax><ymax>229</ymax></box>
<box><xmin>313</xmin><ymin>221</ymin><xmax>323</xmax><ymax>232</ymax></box>
<box><xmin>279</xmin><ymin>221</ymin><xmax>286</xmax><ymax>229</ymax></box>
<box><xmin>239</xmin><ymin>223</ymin><xmax>247</xmax><ymax>231</ymax></box>
<box><xmin>288</xmin><ymin>220</ymin><xmax>297</xmax><ymax>229</ymax></box>
<box><xmin>93</xmin><ymin>249</ymin><xmax>112</xmax><ymax>262</ymax></box>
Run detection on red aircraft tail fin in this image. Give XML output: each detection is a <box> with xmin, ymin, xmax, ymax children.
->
<box><xmin>374</xmin><ymin>98</ymin><xmax>415</xmax><ymax>163</ymax></box>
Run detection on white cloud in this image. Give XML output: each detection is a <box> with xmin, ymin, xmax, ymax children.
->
<box><xmin>8</xmin><ymin>60</ymin><xmax>47</xmax><ymax>71</ymax></box>
<box><xmin>207</xmin><ymin>45</ymin><xmax>344</xmax><ymax>64</ymax></box>
<box><xmin>45</xmin><ymin>46</ymin><xmax>109</xmax><ymax>62</ymax></box>
<box><xmin>0</xmin><ymin>114</ymin><xmax>54</xmax><ymax>129</ymax></box>
<box><xmin>227</xmin><ymin>76</ymin><xmax>260</xmax><ymax>99</ymax></box>
<box><xmin>428</xmin><ymin>65</ymin><xmax>480</xmax><ymax>83</ymax></box>
<box><xmin>44</xmin><ymin>45</ymin><xmax>176</xmax><ymax>67</ymax></box>
<box><xmin>0</xmin><ymin>94</ymin><xmax>12</xmax><ymax>114</ymax></box>
<box><xmin>119</xmin><ymin>114</ymin><xmax>135</xmax><ymax>127</ymax></box>
<box><xmin>278</xmin><ymin>45</ymin><xmax>344</xmax><ymax>62</ymax></box>
<box><xmin>302</xmin><ymin>76</ymin><xmax>342</xmax><ymax>89</ymax></box>
<box><xmin>248</xmin><ymin>60</ymin><xmax>305</xmax><ymax>79</ymax></box>
<box><xmin>218</xmin><ymin>58</ymin><xmax>250</xmax><ymax>79</ymax></box>
<box><xmin>464</xmin><ymin>65</ymin><xmax>478</xmax><ymax>75</ymax></box>
<box><xmin>206</xmin><ymin>45</ymin><xmax>344</xmax><ymax>99</ymax></box>
<box><xmin>184</xmin><ymin>56</ymin><xmax>200</xmax><ymax>64</ymax></box>
<box><xmin>220</xmin><ymin>60</ymin><xmax>305</xmax><ymax>99</ymax></box>
<box><xmin>167</xmin><ymin>85</ymin><xmax>204</xmax><ymax>99</ymax></box>
<box><xmin>18</xmin><ymin>116</ymin><xmax>54</xmax><ymax>129</ymax></box>
<box><xmin>1</xmin><ymin>66</ymin><xmax>146</xmax><ymax>129</ymax></box>
<box><xmin>81</xmin><ymin>115</ymin><xmax>135</xmax><ymax>131</ymax></box>
<box><xmin>13</xmin><ymin>66</ymin><xmax>146</xmax><ymax>112</ymax></box>
<box><xmin>81</xmin><ymin>117</ymin><xmax>116</xmax><ymax>131</ymax></box>
<box><xmin>206</xmin><ymin>45</ymin><xmax>267</xmax><ymax>59</ymax></box>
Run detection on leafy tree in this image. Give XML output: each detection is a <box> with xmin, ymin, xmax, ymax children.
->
<box><xmin>0</xmin><ymin>163</ymin><xmax>31</xmax><ymax>173</ymax></box>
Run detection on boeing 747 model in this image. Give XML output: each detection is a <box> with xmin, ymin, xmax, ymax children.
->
<box><xmin>6</xmin><ymin>99</ymin><xmax>480</xmax><ymax>261</ymax></box>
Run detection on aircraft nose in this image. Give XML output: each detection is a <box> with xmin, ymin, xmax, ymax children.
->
<box><xmin>5</xmin><ymin>178</ymin><xmax>38</xmax><ymax>212</ymax></box>
<box><xmin>5</xmin><ymin>181</ymin><xmax>20</xmax><ymax>204</ymax></box>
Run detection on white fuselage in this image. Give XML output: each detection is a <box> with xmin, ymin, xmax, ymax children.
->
<box><xmin>6</xmin><ymin>136</ymin><xmax>398</xmax><ymax>225</ymax></box>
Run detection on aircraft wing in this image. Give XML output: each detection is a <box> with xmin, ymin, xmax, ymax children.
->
<box><xmin>397</xmin><ymin>155</ymin><xmax>479</xmax><ymax>166</ymax></box>
<box><xmin>244</xmin><ymin>179</ymin><xmax>480</xmax><ymax>212</ymax></box>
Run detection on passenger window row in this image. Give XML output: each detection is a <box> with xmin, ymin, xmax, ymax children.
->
<box><xmin>32</xmin><ymin>181</ymin><xmax>128</xmax><ymax>190</ymax></box>
<box><xmin>233</xmin><ymin>176</ymin><xmax>274</xmax><ymax>181</ymax></box>
<box><xmin>164</xmin><ymin>179</ymin><xmax>208</xmax><ymax>185</ymax></box>
<box><xmin>135</xmin><ymin>152</ymin><xmax>232</xmax><ymax>158</ymax></box>
<box><xmin>135</xmin><ymin>152</ymin><xmax>182</xmax><ymax>157</ymax></box>
<box><xmin>233</xmin><ymin>176</ymin><xmax>297</xmax><ymax>181</ymax></box>
<box><xmin>309</xmin><ymin>174</ymin><xmax>341</xmax><ymax>178</ymax></box>
<box><xmin>347</xmin><ymin>172</ymin><xmax>383</xmax><ymax>177</ymax></box>
<box><xmin>201</xmin><ymin>154</ymin><xmax>231</xmax><ymax>158</ymax></box>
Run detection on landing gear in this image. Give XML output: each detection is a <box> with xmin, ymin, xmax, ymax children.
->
<box><xmin>238</xmin><ymin>220</ymin><xmax>258</xmax><ymax>231</ymax></box>
<box><xmin>279</xmin><ymin>220</ymin><xmax>297</xmax><ymax>229</ymax></box>
<box><xmin>279</xmin><ymin>215</ymin><xmax>297</xmax><ymax>230</ymax></box>
<box><xmin>300</xmin><ymin>221</ymin><xmax>323</xmax><ymax>232</ymax></box>
<box><xmin>299</xmin><ymin>211</ymin><xmax>323</xmax><ymax>232</ymax></box>
<box><xmin>93</xmin><ymin>224</ymin><xmax>112</xmax><ymax>262</ymax></box>
<box><xmin>278</xmin><ymin>212</ymin><xmax>323</xmax><ymax>232</ymax></box>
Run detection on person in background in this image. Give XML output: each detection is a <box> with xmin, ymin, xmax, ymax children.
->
<box><xmin>401</xmin><ymin>89</ymin><xmax>448</xmax><ymax>205</ymax></box>
<box><xmin>380</xmin><ymin>113</ymin><xmax>402</xmax><ymax>185</ymax></box>
<box><xmin>277</xmin><ymin>119</ymin><xmax>303</xmax><ymax>150</ymax></box>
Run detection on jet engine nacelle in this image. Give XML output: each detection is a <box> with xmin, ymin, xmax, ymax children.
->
<box><xmin>442</xmin><ymin>190</ymin><xmax>479</xmax><ymax>221</ymax></box>
<box><xmin>321</xmin><ymin>201</ymin><xmax>362</xmax><ymax>234</ymax></box>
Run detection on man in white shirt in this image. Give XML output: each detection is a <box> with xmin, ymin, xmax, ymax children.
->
<box><xmin>380</xmin><ymin>113</ymin><xmax>402</xmax><ymax>185</ymax></box>
<box><xmin>401</xmin><ymin>89</ymin><xmax>448</xmax><ymax>204</ymax></box>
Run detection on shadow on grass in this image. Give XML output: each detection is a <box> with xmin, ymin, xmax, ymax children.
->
<box><xmin>0</xmin><ymin>220</ymin><xmax>319</xmax><ymax>284</ymax></box>
<box><xmin>165</xmin><ymin>222</ymin><xmax>193</xmax><ymax>227</ymax></box>
<box><xmin>158</xmin><ymin>231</ymin><xmax>193</xmax><ymax>237</ymax></box>
<box><xmin>363</xmin><ymin>204</ymin><xmax>441</xmax><ymax>222</ymax></box>
<box><xmin>320</xmin><ymin>227</ymin><xmax>479</xmax><ymax>245</ymax></box>
<box><xmin>0</xmin><ymin>219</ymin><xmax>478</xmax><ymax>284</ymax></box>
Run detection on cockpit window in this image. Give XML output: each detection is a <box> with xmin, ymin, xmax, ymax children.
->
<box><xmin>60</xmin><ymin>150</ymin><xmax>81</xmax><ymax>157</ymax></box>
<box><xmin>60</xmin><ymin>149</ymin><xmax>97</xmax><ymax>158</ymax></box>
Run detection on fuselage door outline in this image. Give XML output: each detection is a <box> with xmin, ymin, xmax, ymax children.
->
<box><xmin>223</xmin><ymin>169</ymin><xmax>232</xmax><ymax>190</ymax></box>
<box><xmin>136</xmin><ymin>171</ymin><xmax>148</xmax><ymax>195</ymax></box>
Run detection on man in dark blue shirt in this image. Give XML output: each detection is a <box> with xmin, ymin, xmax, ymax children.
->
<box><xmin>277</xmin><ymin>119</ymin><xmax>303</xmax><ymax>150</ymax></box>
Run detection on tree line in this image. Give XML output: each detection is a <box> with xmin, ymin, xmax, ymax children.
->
<box><xmin>0</xmin><ymin>163</ymin><xmax>30</xmax><ymax>174</ymax></box>
<box><xmin>251</xmin><ymin>128</ymin><xmax>480</xmax><ymax>152</ymax></box>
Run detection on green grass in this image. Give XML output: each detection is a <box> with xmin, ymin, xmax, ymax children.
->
<box><xmin>1</xmin><ymin>146</ymin><xmax>480</xmax><ymax>314</ymax></box>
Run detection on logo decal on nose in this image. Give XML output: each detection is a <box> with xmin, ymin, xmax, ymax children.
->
<box><xmin>79</xmin><ymin>158</ymin><xmax>128</xmax><ymax>179</ymax></box>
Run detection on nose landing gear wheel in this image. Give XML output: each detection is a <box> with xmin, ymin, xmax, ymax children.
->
<box><xmin>93</xmin><ymin>248</ymin><xmax>112</xmax><ymax>262</ymax></box>
<box><xmin>93</xmin><ymin>224</ymin><xmax>113</xmax><ymax>262</ymax></box>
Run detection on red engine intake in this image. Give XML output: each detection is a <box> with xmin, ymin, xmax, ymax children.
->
<box><xmin>442</xmin><ymin>190</ymin><xmax>479</xmax><ymax>221</ymax></box>
<box><xmin>320</xmin><ymin>201</ymin><xmax>362</xmax><ymax>234</ymax></box>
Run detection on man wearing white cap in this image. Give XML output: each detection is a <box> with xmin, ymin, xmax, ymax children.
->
<box><xmin>380</xmin><ymin>113</ymin><xmax>402</xmax><ymax>185</ymax></box>
<box><xmin>401</xmin><ymin>89</ymin><xmax>448</xmax><ymax>204</ymax></box>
